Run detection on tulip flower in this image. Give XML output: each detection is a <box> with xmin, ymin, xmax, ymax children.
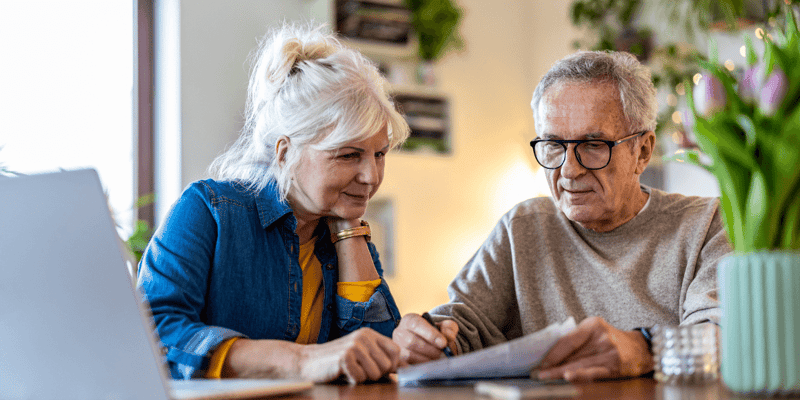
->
<box><xmin>738</xmin><ymin>64</ymin><xmax>763</xmax><ymax>103</ymax></box>
<box><xmin>759</xmin><ymin>66</ymin><xmax>788</xmax><ymax>116</ymax></box>
<box><xmin>693</xmin><ymin>73</ymin><xmax>727</xmax><ymax>117</ymax></box>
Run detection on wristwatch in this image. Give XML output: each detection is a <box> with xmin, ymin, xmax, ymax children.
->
<box><xmin>633</xmin><ymin>327</ymin><xmax>653</xmax><ymax>354</ymax></box>
<box><xmin>331</xmin><ymin>220</ymin><xmax>371</xmax><ymax>243</ymax></box>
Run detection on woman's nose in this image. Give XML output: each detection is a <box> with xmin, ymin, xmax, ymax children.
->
<box><xmin>357</xmin><ymin>158</ymin><xmax>380</xmax><ymax>185</ymax></box>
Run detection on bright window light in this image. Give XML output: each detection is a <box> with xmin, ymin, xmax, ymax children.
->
<box><xmin>0</xmin><ymin>1</ymin><xmax>135</xmax><ymax>234</ymax></box>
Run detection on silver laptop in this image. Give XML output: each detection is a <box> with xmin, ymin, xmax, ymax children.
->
<box><xmin>0</xmin><ymin>169</ymin><xmax>312</xmax><ymax>400</ymax></box>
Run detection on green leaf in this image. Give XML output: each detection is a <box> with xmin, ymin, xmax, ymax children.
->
<box><xmin>781</xmin><ymin>196</ymin><xmax>800</xmax><ymax>249</ymax></box>
<box><xmin>744</xmin><ymin>35</ymin><xmax>758</xmax><ymax>66</ymax></box>
<box><xmin>126</xmin><ymin>220</ymin><xmax>154</xmax><ymax>263</ymax></box>
<box><xmin>735</xmin><ymin>114</ymin><xmax>757</xmax><ymax>149</ymax></box>
<box><xmin>134</xmin><ymin>193</ymin><xmax>156</xmax><ymax>209</ymax></box>
<box><xmin>694</xmin><ymin>117</ymin><xmax>757</xmax><ymax>171</ymax></box>
<box><xmin>744</xmin><ymin>170</ymin><xmax>769</xmax><ymax>251</ymax></box>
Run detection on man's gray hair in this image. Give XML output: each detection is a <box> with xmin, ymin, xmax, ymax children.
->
<box><xmin>208</xmin><ymin>23</ymin><xmax>409</xmax><ymax>201</ymax></box>
<box><xmin>530</xmin><ymin>51</ymin><xmax>658</xmax><ymax>135</ymax></box>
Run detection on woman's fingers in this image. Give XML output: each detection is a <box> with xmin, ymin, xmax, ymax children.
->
<box><xmin>337</xmin><ymin>328</ymin><xmax>401</xmax><ymax>383</ymax></box>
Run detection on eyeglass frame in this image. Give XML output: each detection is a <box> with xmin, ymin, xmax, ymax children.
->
<box><xmin>529</xmin><ymin>130</ymin><xmax>648</xmax><ymax>170</ymax></box>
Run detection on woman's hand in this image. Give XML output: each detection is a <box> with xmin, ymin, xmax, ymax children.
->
<box><xmin>392</xmin><ymin>313</ymin><xmax>459</xmax><ymax>365</ymax></box>
<box><xmin>299</xmin><ymin>328</ymin><xmax>400</xmax><ymax>384</ymax></box>
<box><xmin>223</xmin><ymin>328</ymin><xmax>400</xmax><ymax>384</ymax></box>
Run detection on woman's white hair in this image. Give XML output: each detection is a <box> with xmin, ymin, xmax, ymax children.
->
<box><xmin>208</xmin><ymin>23</ymin><xmax>409</xmax><ymax>201</ymax></box>
<box><xmin>530</xmin><ymin>51</ymin><xmax>658</xmax><ymax>135</ymax></box>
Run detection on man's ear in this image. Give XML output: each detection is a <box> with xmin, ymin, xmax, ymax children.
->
<box><xmin>634</xmin><ymin>131</ymin><xmax>656</xmax><ymax>175</ymax></box>
<box><xmin>275</xmin><ymin>136</ymin><xmax>290</xmax><ymax>168</ymax></box>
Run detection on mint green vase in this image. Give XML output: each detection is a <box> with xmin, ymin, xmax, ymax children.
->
<box><xmin>719</xmin><ymin>252</ymin><xmax>800</xmax><ymax>395</ymax></box>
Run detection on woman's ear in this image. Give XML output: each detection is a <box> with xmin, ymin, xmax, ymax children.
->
<box><xmin>275</xmin><ymin>136</ymin><xmax>290</xmax><ymax>168</ymax></box>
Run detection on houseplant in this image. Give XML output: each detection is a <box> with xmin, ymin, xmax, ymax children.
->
<box><xmin>404</xmin><ymin>0</ymin><xmax>463</xmax><ymax>84</ymax></box>
<box><xmin>679</xmin><ymin>2</ymin><xmax>800</xmax><ymax>394</ymax></box>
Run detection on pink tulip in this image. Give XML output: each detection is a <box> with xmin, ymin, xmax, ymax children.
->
<box><xmin>738</xmin><ymin>64</ymin><xmax>763</xmax><ymax>103</ymax></box>
<box><xmin>759</xmin><ymin>66</ymin><xmax>788</xmax><ymax>116</ymax></box>
<box><xmin>693</xmin><ymin>73</ymin><xmax>727</xmax><ymax>117</ymax></box>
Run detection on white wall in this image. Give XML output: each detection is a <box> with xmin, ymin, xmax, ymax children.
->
<box><xmin>378</xmin><ymin>0</ymin><xmax>581</xmax><ymax>313</ymax></box>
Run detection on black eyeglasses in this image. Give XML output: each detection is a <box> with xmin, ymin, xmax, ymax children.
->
<box><xmin>529</xmin><ymin>131</ymin><xmax>647</xmax><ymax>170</ymax></box>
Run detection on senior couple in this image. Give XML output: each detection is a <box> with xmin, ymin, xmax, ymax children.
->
<box><xmin>137</xmin><ymin>24</ymin><xmax>730</xmax><ymax>384</ymax></box>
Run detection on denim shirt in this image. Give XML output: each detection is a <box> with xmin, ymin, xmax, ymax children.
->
<box><xmin>136</xmin><ymin>179</ymin><xmax>401</xmax><ymax>379</ymax></box>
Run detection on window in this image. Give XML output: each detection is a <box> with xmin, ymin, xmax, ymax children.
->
<box><xmin>0</xmin><ymin>1</ymin><xmax>136</xmax><ymax>234</ymax></box>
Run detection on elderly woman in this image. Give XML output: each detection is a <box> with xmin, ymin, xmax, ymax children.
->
<box><xmin>137</xmin><ymin>23</ymin><xmax>409</xmax><ymax>384</ymax></box>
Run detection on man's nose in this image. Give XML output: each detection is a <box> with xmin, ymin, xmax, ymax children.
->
<box><xmin>560</xmin><ymin>145</ymin><xmax>586</xmax><ymax>179</ymax></box>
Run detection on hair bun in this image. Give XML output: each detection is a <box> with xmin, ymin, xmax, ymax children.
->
<box><xmin>267</xmin><ymin>39</ymin><xmax>302</xmax><ymax>84</ymax></box>
<box><xmin>267</xmin><ymin>29</ymin><xmax>336</xmax><ymax>86</ymax></box>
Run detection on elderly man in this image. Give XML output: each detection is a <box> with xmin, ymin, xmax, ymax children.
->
<box><xmin>393</xmin><ymin>51</ymin><xmax>731</xmax><ymax>381</ymax></box>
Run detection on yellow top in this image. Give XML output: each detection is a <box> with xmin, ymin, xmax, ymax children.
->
<box><xmin>295</xmin><ymin>239</ymin><xmax>325</xmax><ymax>344</ymax></box>
<box><xmin>205</xmin><ymin>239</ymin><xmax>382</xmax><ymax>378</ymax></box>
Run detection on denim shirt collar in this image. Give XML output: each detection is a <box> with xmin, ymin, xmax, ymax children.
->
<box><xmin>253</xmin><ymin>181</ymin><xmax>334</xmax><ymax>255</ymax></box>
<box><xmin>254</xmin><ymin>181</ymin><xmax>293</xmax><ymax>230</ymax></box>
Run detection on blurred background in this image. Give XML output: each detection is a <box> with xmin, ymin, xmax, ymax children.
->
<box><xmin>2</xmin><ymin>0</ymin><xmax>776</xmax><ymax>313</ymax></box>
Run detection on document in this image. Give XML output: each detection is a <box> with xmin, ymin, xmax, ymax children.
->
<box><xmin>397</xmin><ymin>317</ymin><xmax>576</xmax><ymax>384</ymax></box>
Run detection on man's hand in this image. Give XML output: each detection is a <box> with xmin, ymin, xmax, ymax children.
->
<box><xmin>534</xmin><ymin>316</ymin><xmax>653</xmax><ymax>382</ymax></box>
<box><xmin>392</xmin><ymin>313</ymin><xmax>459</xmax><ymax>365</ymax></box>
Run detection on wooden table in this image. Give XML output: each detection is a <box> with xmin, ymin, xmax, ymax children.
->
<box><xmin>281</xmin><ymin>377</ymin><xmax>798</xmax><ymax>399</ymax></box>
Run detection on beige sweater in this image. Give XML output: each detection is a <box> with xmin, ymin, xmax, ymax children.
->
<box><xmin>430</xmin><ymin>187</ymin><xmax>732</xmax><ymax>353</ymax></box>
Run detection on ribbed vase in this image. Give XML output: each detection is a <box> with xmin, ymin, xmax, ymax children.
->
<box><xmin>718</xmin><ymin>252</ymin><xmax>800</xmax><ymax>395</ymax></box>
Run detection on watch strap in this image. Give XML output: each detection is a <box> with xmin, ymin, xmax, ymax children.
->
<box><xmin>633</xmin><ymin>327</ymin><xmax>653</xmax><ymax>354</ymax></box>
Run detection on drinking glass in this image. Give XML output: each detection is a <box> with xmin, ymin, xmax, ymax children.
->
<box><xmin>653</xmin><ymin>324</ymin><xmax>719</xmax><ymax>384</ymax></box>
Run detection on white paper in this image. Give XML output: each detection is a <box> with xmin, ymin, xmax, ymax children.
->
<box><xmin>397</xmin><ymin>317</ymin><xmax>576</xmax><ymax>384</ymax></box>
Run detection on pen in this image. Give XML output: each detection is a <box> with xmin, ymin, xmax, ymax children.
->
<box><xmin>421</xmin><ymin>312</ymin><xmax>454</xmax><ymax>357</ymax></box>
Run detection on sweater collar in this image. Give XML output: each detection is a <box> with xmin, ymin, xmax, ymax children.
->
<box><xmin>565</xmin><ymin>185</ymin><xmax>658</xmax><ymax>236</ymax></box>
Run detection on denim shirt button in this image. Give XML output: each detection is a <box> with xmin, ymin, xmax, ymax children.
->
<box><xmin>327</xmin><ymin>304</ymin><xmax>333</xmax><ymax>311</ymax></box>
<box><xmin>325</xmin><ymin>264</ymin><xmax>334</xmax><ymax>270</ymax></box>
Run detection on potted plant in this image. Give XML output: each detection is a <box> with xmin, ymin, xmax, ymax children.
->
<box><xmin>677</xmin><ymin>3</ymin><xmax>800</xmax><ymax>394</ymax></box>
<box><xmin>404</xmin><ymin>0</ymin><xmax>463</xmax><ymax>85</ymax></box>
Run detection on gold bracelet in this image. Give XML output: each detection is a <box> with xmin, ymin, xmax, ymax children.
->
<box><xmin>331</xmin><ymin>221</ymin><xmax>371</xmax><ymax>243</ymax></box>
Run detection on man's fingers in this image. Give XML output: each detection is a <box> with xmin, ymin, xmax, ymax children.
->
<box><xmin>397</xmin><ymin>327</ymin><xmax>447</xmax><ymax>360</ymax></box>
<box><xmin>564</xmin><ymin>366</ymin><xmax>612</xmax><ymax>382</ymax></box>
<box><xmin>438</xmin><ymin>319</ymin><xmax>459</xmax><ymax>343</ymax></box>
<box><xmin>538</xmin><ymin>328</ymin><xmax>594</xmax><ymax>369</ymax></box>
<box><xmin>410</xmin><ymin>314</ymin><xmax>448</xmax><ymax>347</ymax></box>
<box><xmin>536</xmin><ymin>352</ymin><xmax>616</xmax><ymax>381</ymax></box>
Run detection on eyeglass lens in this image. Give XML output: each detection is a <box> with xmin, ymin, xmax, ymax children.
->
<box><xmin>534</xmin><ymin>141</ymin><xmax>611</xmax><ymax>169</ymax></box>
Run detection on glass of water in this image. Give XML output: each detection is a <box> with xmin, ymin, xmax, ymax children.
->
<box><xmin>653</xmin><ymin>324</ymin><xmax>719</xmax><ymax>384</ymax></box>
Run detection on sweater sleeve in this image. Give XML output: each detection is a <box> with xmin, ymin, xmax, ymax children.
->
<box><xmin>429</xmin><ymin>215</ymin><xmax>523</xmax><ymax>354</ymax></box>
<box><xmin>680</xmin><ymin>201</ymin><xmax>732</xmax><ymax>326</ymax></box>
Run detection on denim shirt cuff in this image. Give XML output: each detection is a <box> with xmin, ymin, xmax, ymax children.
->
<box><xmin>168</xmin><ymin>325</ymin><xmax>246</xmax><ymax>379</ymax></box>
<box><xmin>335</xmin><ymin>280</ymin><xmax>395</xmax><ymax>331</ymax></box>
